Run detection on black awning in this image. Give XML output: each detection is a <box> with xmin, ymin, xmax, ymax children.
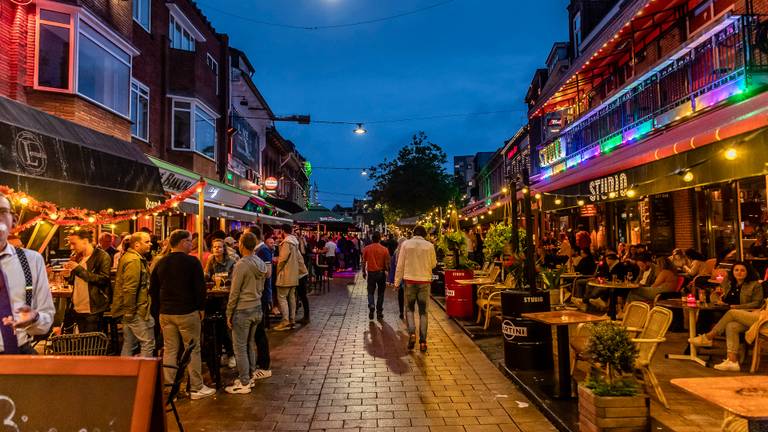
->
<box><xmin>0</xmin><ymin>96</ymin><xmax>165</xmax><ymax>210</ymax></box>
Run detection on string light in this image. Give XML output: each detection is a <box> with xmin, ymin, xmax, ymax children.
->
<box><xmin>577</xmin><ymin>199</ymin><xmax>585</xmax><ymax>206</ymax></box>
<box><xmin>626</xmin><ymin>189</ymin><xmax>637</xmax><ymax>198</ymax></box>
<box><xmin>19</xmin><ymin>197</ymin><xmax>29</xmax><ymax>206</ymax></box>
<box><xmin>554</xmin><ymin>198</ymin><xmax>562</xmax><ymax>205</ymax></box>
<box><xmin>682</xmin><ymin>171</ymin><xmax>694</xmax><ymax>182</ymax></box>
<box><xmin>724</xmin><ymin>147</ymin><xmax>738</xmax><ymax>160</ymax></box>
<box><xmin>534</xmin><ymin>193</ymin><xmax>542</xmax><ymax>200</ymax></box>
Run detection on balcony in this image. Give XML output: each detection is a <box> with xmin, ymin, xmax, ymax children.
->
<box><xmin>535</xmin><ymin>14</ymin><xmax>768</xmax><ymax>180</ymax></box>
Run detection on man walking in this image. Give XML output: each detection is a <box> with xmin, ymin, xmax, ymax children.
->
<box><xmin>274</xmin><ymin>225</ymin><xmax>306</xmax><ymax>331</ymax></box>
<box><xmin>150</xmin><ymin>229</ymin><xmax>215</xmax><ymax>400</ymax></box>
<box><xmin>251</xmin><ymin>227</ymin><xmax>273</xmax><ymax>377</ymax></box>
<box><xmin>0</xmin><ymin>193</ymin><xmax>54</xmax><ymax>354</ymax></box>
<box><xmin>62</xmin><ymin>229</ymin><xmax>111</xmax><ymax>333</ymax></box>
<box><xmin>225</xmin><ymin>232</ymin><xmax>269</xmax><ymax>394</ymax></box>
<box><xmin>112</xmin><ymin>231</ymin><xmax>155</xmax><ymax>357</ymax></box>
<box><xmin>394</xmin><ymin>226</ymin><xmax>436</xmax><ymax>352</ymax></box>
<box><xmin>362</xmin><ymin>232</ymin><xmax>390</xmax><ymax>320</ymax></box>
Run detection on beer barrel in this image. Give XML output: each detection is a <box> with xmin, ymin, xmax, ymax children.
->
<box><xmin>444</xmin><ymin>270</ymin><xmax>474</xmax><ymax>319</ymax></box>
<box><xmin>501</xmin><ymin>290</ymin><xmax>552</xmax><ymax>371</ymax></box>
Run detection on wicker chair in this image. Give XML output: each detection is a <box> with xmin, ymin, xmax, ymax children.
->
<box><xmin>476</xmin><ymin>272</ymin><xmax>515</xmax><ymax>329</ymax></box>
<box><xmin>570</xmin><ymin>302</ymin><xmax>650</xmax><ymax>375</ymax></box>
<box><xmin>44</xmin><ymin>332</ymin><xmax>110</xmax><ymax>356</ymax></box>
<box><xmin>474</xmin><ymin>261</ymin><xmax>492</xmax><ymax>276</ymax></box>
<box><xmin>633</xmin><ymin>306</ymin><xmax>673</xmax><ymax>408</ymax></box>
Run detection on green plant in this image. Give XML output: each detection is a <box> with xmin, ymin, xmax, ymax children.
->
<box><xmin>483</xmin><ymin>223</ymin><xmax>527</xmax><ymax>260</ymax></box>
<box><xmin>443</xmin><ymin>231</ymin><xmax>466</xmax><ymax>251</ymax></box>
<box><xmin>586</xmin><ymin>322</ymin><xmax>640</xmax><ymax>396</ymax></box>
<box><xmin>540</xmin><ymin>266</ymin><xmax>565</xmax><ymax>291</ymax></box>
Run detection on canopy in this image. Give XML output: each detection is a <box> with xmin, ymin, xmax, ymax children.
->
<box><xmin>0</xmin><ymin>96</ymin><xmax>164</xmax><ymax>210</ymax></box>
<box><xmin>290</xmin><ymin>206</ymin><xmax>356</xmax><ymax>231</ymax></box>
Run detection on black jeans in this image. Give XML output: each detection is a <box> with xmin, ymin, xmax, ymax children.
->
<box><xmin>255</xmin><ymin>301</ymin><xmax>271</xmax><ymax>370</ymax></box>
<box><xmin>297</xmin><ymin>276</ymin><xmax>310</xmax><ymax>320</ymax></box>
<box><xmin>398</xmin><ymin>284</ymin><xmax>405</xmax><ymax>317</ymax></box>
<box><xmin>367</xmin><ymin>271</ymin><xmax>386</xmax><ymax>312</ymax></box>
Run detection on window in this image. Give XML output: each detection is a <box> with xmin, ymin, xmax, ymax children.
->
<box><xmin>77</xmin><ymin>22</ymin><xmax>131</xmax><ymax>116</ymax></box>
<box><xmin>206</xmin><ymin>54</ymin><xmax>219</xmax><ymax>94</ymax></box>
<box><xmin>573</xmin><ymin>12</ymin><xmax>582</xmax><ymax>56</ymax></box>
<box><xmin>130</xmin><ymin>80</ymin><xmax>149</xmax><ymax>140</ymax></box>
<box><xmin>36</xmin><ymin>9</ymin><xmax>73</xmax><ymax>91</ymax></box>
<box><xmin>169</xmin><ymin>15</ymin><xmax>195</xmax><ymax>51</ymax></box>
<box><xmin>172</xmin><ymin>99</ymin><xmax>217</xmax><ymax>160</ymax></box>
<box><xmin>132</xmin><ymin>0</ymin><xmax>150</xmax><ymax>32</ymax></box>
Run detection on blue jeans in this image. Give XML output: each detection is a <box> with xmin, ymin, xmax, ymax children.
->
<box><xmin>367</xmin><ymin>271</ymin><xmax>386</xmax><ymax>312</ymax></box>
<box><xmin>232</xmin><ymin>307</ymin><xmax>262</xmax><ymax>384</ymax></box>
<box><xmin>121</xmin><ymin>314</ymin><xmax>155</xmax><ymax>357</ymax></box>
<box><xmin>405</xmin><ymin>283</ymin><xmax>430</xmax><ymax>343</ymax></box>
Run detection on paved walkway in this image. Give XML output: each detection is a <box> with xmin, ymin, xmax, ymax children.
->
<box><xmin>172</xmin><ymin>276</ymin><xmax>557</xmax><ymax>431</ymax></box>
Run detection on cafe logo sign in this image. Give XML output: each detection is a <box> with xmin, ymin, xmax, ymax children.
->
<box><xmin>523</xmin><ymin>296</ymin><xmax>544</xmax><ymax>304</ymax></box>
<box><xmin>15</xmin><ymin>130</ymin><xmax>47</xmax><ymax>176</ymax></box>
<box><xmin>145</xmin><ymin>198</ymin><xmax>161</xmax><ymax>209</ymax></box>
<box><xmin>589</xmin><ymin>172</ymin><xmax>628</xmax><ymax>202</ymax></box>
<box><xmin>502</xmin><ymin>320</ymin><xmax>528</xmax><ymax>341</ymax></box>
<box><xmin>160</xmin><ymin>171</ymin><xmax>194</xmax><ymax>193</ymax></box>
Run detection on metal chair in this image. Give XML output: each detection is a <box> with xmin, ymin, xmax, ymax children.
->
<box><xmin>164</xmin><ymin>339</ymin><xmax>196</xmax><ymax>432</ymax></box>
<box><xmin>633</xmin><ymin>306</ymin><xmax>673</xmax><ymax>408</ymax></box>
<box><xmin>476</xmin><ymin>273</ymin><xmax>515</xmax><ymax>329</ymax></box>
<box><xmin>44</xmin><ymin>332</ymin><xmax>110</xmax><ymax>356</ymax></box>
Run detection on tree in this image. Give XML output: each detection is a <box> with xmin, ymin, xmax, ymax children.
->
<box><xmin>367</xmin><ymin>132</ymin><xmax>459</xmax><ymax>223</ymax></box>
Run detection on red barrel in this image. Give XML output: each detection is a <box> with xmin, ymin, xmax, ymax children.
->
<box><xmin>445</xmin><ymin>270</ymin><xmax>474</xmax><ymax>319</ymax></box>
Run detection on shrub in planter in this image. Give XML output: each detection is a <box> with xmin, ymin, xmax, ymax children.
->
<box><xmin>579</xmin><ymin>322</ymin><xmax>648</xmax><ymax>432</ymax></box>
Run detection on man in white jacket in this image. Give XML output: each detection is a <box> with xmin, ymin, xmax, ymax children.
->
<box><xmin>394</xmin><ymin>226</ymin><xmax>437</xmax><ymax>352</ymax></box>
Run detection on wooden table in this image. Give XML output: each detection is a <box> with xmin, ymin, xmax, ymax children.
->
<box><xmin>586</xmin><ymin>280</ymin><xmax>640</xmax><ymax>320</ymax></box>
<box><xmin>657</xmin><ymin>299</ymin><xmax>729</xmax><ymax>366</ymax></box>
<box><xmin>671</xmin><ymin>376</ymin><xmax>768</xmax><ymax>431</ymax></box>
<box><xmin>522</xmin><ymin>311</ymin><xmax>608</xmax><ymax>398</ymax></box>
<box><xmin>455</xmin><ymin>277</ymin><xmax>496</xmax><ymax>286</ymax></box>
<box><xmin>51</xmin><ymin>288</ymin><xmax>73</xmax><ymax>298</ymax></box>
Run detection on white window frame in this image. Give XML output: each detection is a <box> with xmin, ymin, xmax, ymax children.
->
<box><xmin>132</xmin><ymin>0</ymin><xmax>151</xmax><ymax>33</ymax></box>
<box><xmin>166</xmin><ymin>3</ymin><xmax>206</xmax><ymax>51</ymax></box>
<box><xmin>34</xmin><ymin>3</ymin><xmax>77</xmax><ymax>93</ymax></box>
<box><xmin>169</xmin><ymin>95</ymin><xmax>219</xmax><ymax>162</ymax></box>
<box><xmin>130</xmin><ymin>79</ymin><xmax>150</xmax><ymax>141</ymax></box>
<box><xmin>206</xmin><ymin>53</ymin><xmax>219</xmax><ymax>95</ymax></box>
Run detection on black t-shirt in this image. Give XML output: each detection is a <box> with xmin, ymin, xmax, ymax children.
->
<box><xmin>723</xmin><ymin>284</ymin><xmax>741</xmax><ymax>305</ymax></box>
<box><xmin>149</xmin><ymin>252</ymin><xmax>206</xmax><ymax>315</ymax></box>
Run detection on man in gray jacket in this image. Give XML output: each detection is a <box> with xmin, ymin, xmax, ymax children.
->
<box><xmin>274</xmin><ymin>224</ymin><xmax>306</xmax><ymax>331</ymax></box>
<box><xmin>225</xmin><ymin>232</ymin><xmax>269</xmax><ymax>394</ymax></box>
<box><xmin>112</xmin><ymin>232</ymin><xmax>154</xmax><ymax>357</ymax></box>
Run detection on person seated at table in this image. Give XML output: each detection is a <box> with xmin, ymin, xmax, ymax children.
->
<box><xmin>683</xmin><ymin>249</ymin><xmax>708</xmax><ymax>280</ymax></box>
<box><xmin>749</xmin><ymin>234</ymin><xmax>768</xmax><ymax>258</ymax></box>
<box><xmin>205</xmin><ymin>239</ymin><xmax>238</xmax><ymax>281</ymax></box>
<box><xmin>670</xmin><ymin>248</ymin><xmax>688</xmax><ymax>270</ymax></box>
<box><xmin>716</xmin><ymin>261</ymin><xmax>764</xmax><ymax>309</ymax></box>
<box><xmin>689</xmin><ymin>298</ymin><xmax>768</xmax><ymax>371</ymax></box>
<box><xmin>585</xmin><ymin>253</ymin><xmax>628</xmax><ymax>311</ymax></box>
<box><xmin>626</xmin><ymin>256</ymin><xmax>678</xmax><ymax>303</ymax></box>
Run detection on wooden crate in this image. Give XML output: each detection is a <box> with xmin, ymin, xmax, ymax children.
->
<box><xmin>578</xmin><ymin>385</ymin><xmax>650</xmax><ymax>432</ymax></box>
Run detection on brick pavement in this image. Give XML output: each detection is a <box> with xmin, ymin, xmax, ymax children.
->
<box><xmin>171</xmin><ymin>276</ymin><xmax>557</xmax><ymax>431</ymax></box>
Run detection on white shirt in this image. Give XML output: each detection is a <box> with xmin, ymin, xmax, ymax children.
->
<box><xmin>394</xmin><ymin>236</ymin><xmax>437</xmax><ymax>286</ymax></box>
<box><xmin>325</xmin><ymin>241</ymin><xmax>337</xmax><ymax>257</ymax></box>
<box><xmin>73</xmin><ymin>256</ymin><xmax>91</xmax><ymax>314</ymax></box>
<box><xmin>0</xmin><ymin>243</ymin><xmax>55</xmax><ymax>352</ymax></box>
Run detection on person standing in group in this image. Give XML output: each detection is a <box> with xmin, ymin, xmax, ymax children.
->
<box><xmin>274</xmin><ymin>225</ymin><xmax>307</xmax><ymax>331</ymax></box>
<box><xmin>295</xmin><ymin>230</ymin><xmax>310</xmax><ymax>325</ymax></box>
<box><xmin>575</xmin><ymin>224</ymin><xmax>591</xmax><ymax>254</ymax></box>
<box><xmin>362</xmin><ymin>232</ymin><xmax>390</xmax><ymax>320</ymax></box>
<box><xmin>0</xmin><ymin>193</ymin><xmax>55</xmax><ymax>355</ymax></box>
<box><xmin>394</xmin><ymin>226</ymin><xmax>437</xmax><ymax>352</ymax></box>
<box><xmin>224</xmin><ymin>232</ymin><xmax>269</xmax><ymax>394</ymax></box>
<box><xmin>251</xmin><ymin>227</ymin><xmax>273</xmax><ymax>376</ymax></box>
<box><xmin>150</xmin><ymin>229</ymin><xmax>215</xmax><ymax>400</ymax></box>
<box><xmin>205</xmin><ymin>238</ymin><xmax>237</xmax><ymax>280</ymax></box>
<box><xmin>61</xmin><ymin>229</ymin><xmax>112</xmax><ymax>333</ymax></box>
<box><xmin>98</xmin><ymin>232</ymin><xmax>117</xmax><ymax>259</ymax></box>
<box><xmin>322</xmin><ymin>236</ymin><xmax>337</xmax><ymax>279</ymax></box>
<box><xmin>112</xmin><ymin>231</ymin><xmax>155</xmax><ymax>357</ymax></box>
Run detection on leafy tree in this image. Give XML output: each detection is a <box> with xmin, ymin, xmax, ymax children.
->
<box><xmin>367</xmin><ymin>132</ymin><xmax>459</xmax><ymax>223</ymax></box>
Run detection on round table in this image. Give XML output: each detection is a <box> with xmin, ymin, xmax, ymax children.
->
<box><xmin>586</xmin><ymin>280</ymin><xmax>640</xmax><ymax>319</ymax></box>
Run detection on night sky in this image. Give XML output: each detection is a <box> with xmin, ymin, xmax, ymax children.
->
<box><xmin>198</xmin><ymin>1</ymin><xmax>569</xmax><ymax>207</ymax></box>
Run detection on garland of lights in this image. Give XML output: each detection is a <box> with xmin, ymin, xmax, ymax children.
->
<box><xmin>0</xmin><ymin>180</ymin><xmax>206</xmax><ymax>234</ymax></box>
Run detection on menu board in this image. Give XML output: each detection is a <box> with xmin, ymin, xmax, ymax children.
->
<box><xmin>650</xmin><ymin>194</ymin><xmax>675</xmax><ymax>253</ymax></box>
<box><xmin>639</xmin><ymin>199</ymin><xmax>651</xmax><ymax>244</ymax></box>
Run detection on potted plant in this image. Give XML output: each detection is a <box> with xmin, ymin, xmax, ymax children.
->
<box><xmin>579</xmin><ymin>322</ymin><xmax>648</xmax><ymax>432</ymax></box>
<box><xmin>540</xmin><ymin>266</ymin><xmax>565</xmax><ymax>306</ymax></box>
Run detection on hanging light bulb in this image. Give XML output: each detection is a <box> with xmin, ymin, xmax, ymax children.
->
<box><xmin>502</xmin><ymin>187</ymin><xmax>508</xmax><ymax>194</ymax></box>
<box><xmin>577</xmin><ymin>199</ymin><xmax>585</xmax><ymax>206</ymax></box>
<box><xmin>554</xmin><ymin>198</ymin><xmax>562</xmax><ymax>205</ymax></box>
<box><xmin>131</xmin><ymin>214</ymin><xmax>138</xmax><ymax>220</ymax></box>
<box><xmin>682</xmin><ymin>171</ymin><xmax>694</xmax><ymax>182</ymax></box>
<box><xmin>19</xmin><ymin>197</ymin><xmax>29</xmax><ymax>206</ymax></box>
<box><xmin>608</xmin><ymin>192</ymin><xmax>617</xmax><ymax>199</ymax></box>
<box><xmin>49</xmin><ymin>213</ymin><xmax>59</xmax><ymax>221</ymax></box>
<box><xmin>534</xmin><ymin>193</ymin><xmax>542</xmax><ymax>200</ymax></box>
<box><xmin>354</xmin><ymin>123</ymin><xmax>367</xmax><ymax>135</ymax></box>
<box><xmin>87</xmin><ymin>216</ymin><xmax>95</xmax><ymax>223</ymax></box>
<box><xmin>626</xmin><ymin>189</ymin><xmax>637</xmax><ymax>198</ymax></box>
<box><xmin>724</xmin><ymin>147</ymin><xmax>738</xmax><ymax>160</ymax></box>
<box><xmin>361</xmin><ymin>169</ymin><xmax>368</xmax><ymax>176</ymax></box>
<box><xmin>522</xmin><ymin>187</ymin><xmax>529</xmax><ymax>194</ymax></box>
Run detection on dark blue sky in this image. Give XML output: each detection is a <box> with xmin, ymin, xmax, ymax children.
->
<box><xmin>198</xmin><ymin>1</ymin><xmax>569</xmax><ymax>207</ymax></box>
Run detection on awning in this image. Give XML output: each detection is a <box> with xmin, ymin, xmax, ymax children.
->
<box><xmin>291</xmin><ymin>206</ymin><xmax>356</xmax><ymax>231</ymax></box>
<box><xmin>0</xmin><ymin>96</ymin><xmax>165</xmax><ymax>210</ymax></box>
<box><xmin>179</xmin><ymin>199</ymin><xmax>292</xmax><ymax>225</ymax></box>
<box><xmin>264</xmin><ymin>195</ymin><xmax>305</xmax><ymax>214</ymax></box>
<box><xmin>149</xmin><ymin>155</ymin><xmax>251</xmax><ymax>208</ymax></box>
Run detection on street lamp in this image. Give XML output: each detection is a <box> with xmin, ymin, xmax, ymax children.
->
<box><xmin>354</xmin><ymin>123</ymin><xmax>367</xmax><ymax>135</ymax></box>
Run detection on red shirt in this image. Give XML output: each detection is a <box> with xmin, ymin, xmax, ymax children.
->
<box><xmin>362</xmin><ymin>243</ymin><xmax>390</xmax><ymax>272</ymax></box>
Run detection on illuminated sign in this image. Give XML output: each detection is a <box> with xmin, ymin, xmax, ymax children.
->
<box><xmin>539</xmin><ymin>138</ymin><xmax>566</xmax><ymax>167</ymax></box>
<box><xmin>264</xmin><ymin>176</ymin><xmax>279</xmax><ymax>190</ymax></box>
<box><xmin>589</xmin><ymin>172</ymin><xmax>628</xmax><ymax>202</ymax></box>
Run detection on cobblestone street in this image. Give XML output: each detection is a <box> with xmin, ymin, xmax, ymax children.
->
<box><xmin>173</xmin><ymin>276</ymin><xmax>556</xmax><ymax>431</ymax></box>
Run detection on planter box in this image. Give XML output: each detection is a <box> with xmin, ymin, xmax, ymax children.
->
<box><xmin>578</xmin><ymin>385</ymin><xmax>649</xmax><ymax>432</ymax></box>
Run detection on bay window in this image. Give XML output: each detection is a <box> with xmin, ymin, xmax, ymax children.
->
<box><xmin>172</xmin><ymin>98</ymin><xmax>217</xmax><ymax>160</ymax></box>
<box><xmin>130</xmin><ymin>80</ymin><xmax>149</xmax><ymax>141</ymax></box>
<box><xmin>77</xmin><ymin>22</ymin><xmax>131</xmax><ymax>116</ymax></box>
<box><xmin>36</xmin><ymin>9</ymin><xmax>73</xmax><ymax>91</ymax></box>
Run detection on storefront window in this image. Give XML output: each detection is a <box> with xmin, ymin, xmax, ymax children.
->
<box><xmin>697</xmin><ymin>184</ymin><xmax>739</xmax><ymax>261</ymax></box>
<box><xmin>739</xmin><ymin>176</ymin><xmax>768</xmax><ymax>258</ymax></box>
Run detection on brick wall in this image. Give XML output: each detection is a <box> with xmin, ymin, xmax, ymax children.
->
<box><xmin>673</xmin><ymin>189</ymin><xmax>695</xmax><ymax>249</ymax></box>
<box><xmin>0</xmin><ymin>2</ymin><xmax>33</xmax><ymax>102</ymax></box>
<box><xmin>79</xmin><ymin>0</ymin><xmax>132</xmax><ymax>37</ymax></box>
<box><xmin>25</xmin><ymin>90</ymin><xmax>132</xmax><ymax>140</ymax></box>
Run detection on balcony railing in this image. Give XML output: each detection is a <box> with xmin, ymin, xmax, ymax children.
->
<box><xmin>536</xmin><ymin>15</ymin><xmax>768</xmax><ymax>179</ymax></box>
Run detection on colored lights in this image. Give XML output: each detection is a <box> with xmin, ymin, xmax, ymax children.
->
<box><xmin>600</xmin><ymin>135</ymin><xmax>623</xmax><ymax>153</ymax></box>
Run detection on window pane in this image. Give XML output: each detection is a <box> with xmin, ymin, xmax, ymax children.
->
<box><xmin>40</xmin><ymin>9</ymin><xmax>70</xmax><ymax>24</ymax></box>
<box><xmin>173</xmin><ymin>22</ymin><xmax>182</xmax><ymax>49</ymax></box>
<box><xmin>195</xmin><ymin>108</ymin><xmax>215</xmax><ymax>159</ymax></box>
<box><xmin>78</xmin><ymin>35</ymin><xmax>130</xmax><ymax>115</ymax></box>
<box><xmin>173</xmin><ymin>108</ymin><xmax>191</xmax><ymax>149</ymax></box>
<box><xmin>173</xmin><ymin>100</ymin><xmax>190</xmax><ymax>109</ymax></box>
<box><xmin>38</xmin><ymin>23</ymin><xmax>70</xmax><ymax>89</ymax></box>
<box><xmin>130</xmin><ymin>84</ymin><xmax>149</xmax><ymax>140</ymax></box>
<box><xmin>133</xmin><ymin>0</ymin><xmax>150</xmax><ymax>29</ymax></box>
<box><xmin>81</xmin><ymin>22</ymin><xmax>131</xmax><ymax>64</ymax></box>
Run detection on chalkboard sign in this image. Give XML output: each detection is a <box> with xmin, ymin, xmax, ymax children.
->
<box><xmin>650</xmin><ymin>194</ymin><xmax>675</xmax><ymax>253</ymax></box>
<box><xmin>0</xmin><ymin>356</ymin><xmax>164</xmax><ymax>432</ymax></box>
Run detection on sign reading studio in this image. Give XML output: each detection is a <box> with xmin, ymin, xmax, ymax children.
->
<box><xmin>589</xmin><ymin>172</ymin><xmax>629</xmax><ymax>202</ymax></box>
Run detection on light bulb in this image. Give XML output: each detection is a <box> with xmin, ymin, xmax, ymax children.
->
<box><xmin>577</xmin><ymin>199</ymin><xmax>585</xmax><ymax>206</ymax></box>
<box><xmin>608</xmin><ymin>192</ymin><xmax>617</xmax><ymax>199</ymax></box>
<box><xmin>554</xmin><ymin>198</ymin><xmax>562</xmax><ymax>205</ymax></box>
<box><xmin>724</xmin><ymin>147</ymin><xmax>738</xmax><ymax>160</ymax></box>
<box><xmin>534</xmin><ymin>193</ymin><xmax>542</xmax><ymax>200</ymax></box>
<box><xmin>682</xmin><ymin>171</ymin><xmax>694</xmax><ymax>182</ymax></box>
<box><xmin>522</xmin><ymin>187</ymin><xmax>529</xmax><ymax>194</ymax></box>
<box><xmin>627</xmin><ymin>189</ymin><xmax>637</xmax><ymax>198</ymax></box>
<box><xmin>87</xmin><ymin>216</ymin><xmax>95</xmax><ymax>223</ymax></box>
<box><xmin>19</xmin><ymin>197</ymin><xmax>29</xmax><ymax>206</ymax></box>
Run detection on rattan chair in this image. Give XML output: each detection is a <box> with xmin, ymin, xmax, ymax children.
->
<box><xmin>633</xmin><ymin>306</ymin><xmax>673</xmax><ymax>408</ymax></box>
<box><xmin>570</xmin><ymin>301</ymin><xmax>650</xmax><ymax>375</ymax></box>
<box><xmin>44</xmin><ymin>332</ymin><xmax>110</xmax><ymax>356</ymax></box>
<box><xmin>476</xmin><ymin>272</ymin><xmax>515</xmax><ymax>329</ymax></box>
<box><xmin>474</xmin><ymin>261</ymin><xmax>492</xmax><ymax>277</ymax></box>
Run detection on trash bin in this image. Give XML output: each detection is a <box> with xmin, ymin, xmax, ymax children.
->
<box><xmin>501</xmin><ymin>289</ymin><xmax>552</xmax><ymax>370</ymax></box>
<box><xmin>445</xmin><ymin>270</ymin><xmax>474</xmax><ymax>319</ymax></box>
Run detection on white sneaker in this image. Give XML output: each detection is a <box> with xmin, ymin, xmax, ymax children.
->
<box><xmin>225</xmin><ymin>379</ymin><xmax>251</xmax><ymax>394</ymax></box>
<box><xmin>250</xmin><ymin>369</ymin><xmax>272</xmax><ymax>387</ymax></box>
<box><xmin>713</xmin><ymin>359</ymin><xmax>740</xmax><ymax>372</ymax></box>
<box><xmin>228</xmin><ymin>356</ymin><xmax>236</xmax><ymax>369</ymax></box>
<box><xmin>190</xmin><ymin>385</ymin><xmax>216</xmax><ymax>400</ymax></box>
